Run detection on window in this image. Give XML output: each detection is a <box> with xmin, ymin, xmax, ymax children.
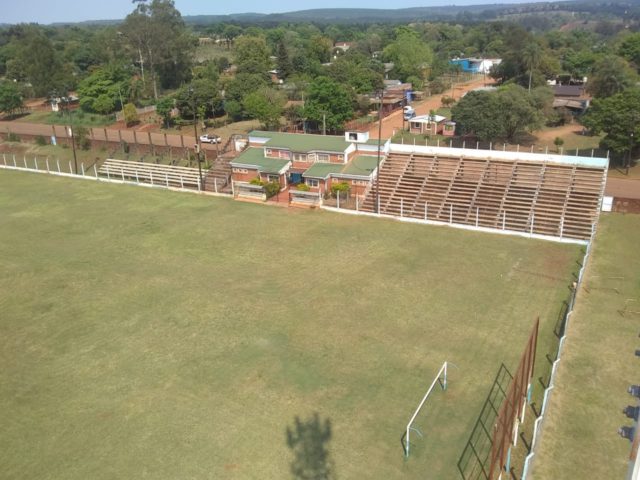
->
<box><xmin>267</xmin><ymin>174</ymin><xmax>280</xmax><ymax>183</ymax></box>
<box><xmin>352</xmin><ymin>180</ymin><xmax>368</xmax><ymax>186</ymax></box>
<box><xmin>348</xmin><ymin>132</ymin><xmax>358</xmax><ymax>141</ymax></box>
<box><xmin>265</xmin><ymin>148</ymin><xmax>272</xmax><ymax>156</ymax></box>
<box><xmin>317</xmin><ymin>154</ymin><xmax>330</xmax><ymax>163</ymax></box>
<box><xmin>293</xmin><ymin>153</ymin><xmax>307</xmax><ymax>162</ymax></box>
<box><xmin>232</xmin><ymin>168</ymin><xmax>248</xmax><ymax>174</ymax></box>
<box><xmin>306</xmin><ymin>178</ymin><xmax>319</xmax><ymax>188</ymax></box>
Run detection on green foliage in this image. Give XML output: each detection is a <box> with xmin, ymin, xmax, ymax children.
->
<box><xmin>35</xmin><ymin>135</ymin><xmax>47</xmax><ymax>146</ymax></box>
<box><xmin>74</xmin><ymin>126</ymin><xmax>91</xmax><ymax>150</ymax></box>
<box><xmin>383</xmin><ymin>28</ymin><xmax>433</xmax><ymax>82</ymax></box>
<box><xmin>249</xmin><ymin>177</ymin><xmax>264</xmax><ymax>186</ymax></box>
<box><xmin>586</xmin><ymin>56</ymin><xmax>637</xmax><ymax>99</ymax></box>
<box><xmin>234</xmin><ymin>36</ymin><xmax>271</xmax><ymax>76</ymax></box>
<box><xmin>0</xmin><ymin>80</ymin><xmax>25</xmax><ymax>117</ymax></box>
<box><xmin>123</xmin><ymin>103</ymin><xmax>139</xmax><ymax>127</ymax></box>
<box><xmin>6</xmin><ymin>132</ymin><xmax>20</xmax><ymax>142</ymax></box>
<box><xmin>554</xmin><ymin>136</ymin><xmax>564</xmax><ymax>151</ymax></box>
<box><xmin>331</xmin><ymin>182</ymin><xmax>350</xmax><ymax>196</ymax></box>
<box><xmin>619</xmin><ymin>33</ymin><xmax>640</xmax><ymax>70</ymax></box>
<box><xmin>174</xmin><ymin>78</ymin><xmax>222</xmax><ymax>119</ymax></box>
<box><xmin>328</xmin><ymin>51</ymin><xmax>384</xmax><ymax>94</ymax></box>
<box><xmin>77</xmin><ymin>65</ymin><xmax>130</xmax><ymax>114</ymax></box>
<box><xmin>243</xmin><ymin>87</ymin><xmax>286</xmax><ymax>130</ymax></box>
<box><xmin>296</xmin><ymin>183</ymin><xmax>311</xmax><ymax>191</ymax></box>
<box><xmin>304</xmin><ymin>77</ymin><xmax>355</xmax><ymax>133</ymax></box>
<box><xmin>582</xmin><ymin>88</ymin><xmax>640</xmax><ymax>156</ymax></box>
<box><xmin>264</xmin><ymin>181</ymin><xmax>281</xmax><ymax>198</ymax></box>
<box><xmin>121</xmin><ymin>0</ymin><xmax>195</xmax><ymax>95</ymax></box>
<box><xmin>452</xmin><ymin>85</ymin><xmax>547</xmax><ymax>142</ymax></box>
<box><xmin>156</xmin><ymin>96</ymin><xmax>174</xmax><ymax>128</ymax></box>
<box><xmin>223</xmin><ymin>73</ymin><xmax>269</xmax><ymax>119</ymax></box>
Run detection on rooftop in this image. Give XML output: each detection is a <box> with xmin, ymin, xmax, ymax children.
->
<box><xmin>303</xmin><ymin>163</ymin><xmax>345</xmax><ymax>179</ymax></box>
<box><xmin>341</xmin><ymin>155</ymin><xmax>379</xmax><ymax>177</ymax></box>
<box><xmin>231</xmin><ymin>148</ymin><xmax>290</xmax><ymax>174</ymax></box>
<box><xmin>249</xmin><ymin>131</ymin><xmax>351</xmax><ymax>153</ymax></box>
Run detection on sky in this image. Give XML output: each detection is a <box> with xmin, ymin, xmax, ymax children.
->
<box><xmin>3</xmin><ymin>0</ymin><xmax>542</xmax><ymax>24</ymax></box>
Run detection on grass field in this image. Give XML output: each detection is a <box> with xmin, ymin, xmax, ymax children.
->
<box><xmin>531</xmin><ymin>214</ymin><xmax>640</xmax><ymax>479</ymax></box>
<box><xmin>0</xmin><ymin>171</ymin><xmax>582</xmax><ymax>479</ymax></box>
<box><xmin>15</xmin><ymin>110</ymin><xmax>115</xmax><ymax>128</ymax></box>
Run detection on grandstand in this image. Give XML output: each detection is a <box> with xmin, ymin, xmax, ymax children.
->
<box><xmin>361</xmin><ymin>145</ymin><xmax>608</xmax><ymax>242</ymax></box>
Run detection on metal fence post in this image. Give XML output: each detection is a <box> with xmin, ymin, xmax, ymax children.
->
<box><xmin>150</xmin><ymin>171</ymin><xmax>154</xmax><ymax>185</ymax></box>
<box><xmin>180</xmin><ymin>175</ymin><xmax>184</xmax><ymax>189</ymax></box>
<box><xmin>449</xmin><ymin>204</ymin><xmax>453</xmax><ymax>224</ymax></box>
<box><xmin>81</xmin><ymin>163</ymin><xmax>85</xmax><ymax>176</ymax></box>
<box><xmin>106</xmin><ymin>164</ymin><xmax>110</xmax><ymax>180</ymax></box>
<box><xmin>356</xmin><ymin>194</ymin><xmax>359</xmax><ymax>211</ymax></box>
<box><xmin>425</xmin><ymin>201</ymin><xmax>428</xmax><ymax>221</ymax></box>
<box><xmin>24</xmin><ymin>156</ymin><xmax>27</xmax><ymax>168</ymax></box>
<box><xmin>476</xmin><ymin>208</ymin><xmax>479</xmax><ymax>227</ymax></box>
<box><xmin>94</xmin><ymin>164</ymin><xmax>98</xmax><ymax>178</ymax></box>
<box><xmin>165</xmin><ymin>172</ymin><xmax>169</xmax><ymax>188</ymax></box>
<box><xmin>121</xmin><ymin>168</ymin><xmax>125</xmax><ymax>182</ymax></box>
<box><xmin>214</xmin><ymin>177</ymin><xmax>218</xmax><ymax>193</ymax></box>
<box><xmin>135</xmin><ymin>169</ymin><xmax>139</xmax><ymax>184</ymax></box>
<box><xmin>13</xmin><ymin>155</ymin><xmax>16</xmax><ymax>167</ymax></box>
<box><xmin>337</xmin><ymin>191</ymin><xmax>340</xmax><ymax>209</ymax></box>
<box><xmin>68</xmin><ymin>161</ymin><xmax>72</xmax><ymax>174</ymax></box>
<box><xmin>530</xmin><ymin>213</ymin><xmax>535</xmax><ymax>235</ymax></box>
<box><xmin>2</xmin><ymin>153</ymin><xmax>5</xmax><ymax>166</ymax></box>
<box><xmin>502</xmin><ymin>210</ymin><xmax>506</xmax><ymax>230</ymax></box>
<box><xmin>46</xmin><ymin>158</ymin><xmax>50</xmax><ymax>173</ymax></box>
<box><xmin>400</xmin><ymin>197</ymin><xmax>403</xmax><ymax>217</ymax></box>
<box><xmin>34</xmin><ymin>157</ymin><xmax>38</xmax><ymax>170</ymax></box>
<box><xmin>57</xmin><ymin>159</ymin><xmax>61</xmax><ymax>173</ymax></box>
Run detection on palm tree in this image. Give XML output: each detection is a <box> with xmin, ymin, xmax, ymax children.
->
<box><xmin>522</xmin><ymin>43</ymin><xmax>543</xmax><ymax>92</ymax></box>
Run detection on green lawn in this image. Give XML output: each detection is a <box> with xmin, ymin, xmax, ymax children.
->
<box><xmin>15</xmin><ymin>110</ymin><xmax>115</xmax><ymax>128</ymax></box>
<box><xmin>0</xmin><ymin>171</ymin><xmax>581</xmax><ymax>479</ymax></box>
<box><xmin>531</xmin><ymin>214</ymin><xmax>640</xmax><ymax>479</ymax></box>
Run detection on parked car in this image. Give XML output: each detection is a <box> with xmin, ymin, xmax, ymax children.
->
<box><xmin>403</xmin><ymin>106</ymin><xmax>416</xmax><ymax>120</ymax></box>
<box><xmin>199</xmin><ymin>134</ymin><xmax>222</xmax><ymax>144</ymax></box>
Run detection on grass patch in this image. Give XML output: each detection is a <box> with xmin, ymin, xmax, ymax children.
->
<box><xmin>530</xmin><ymin>214</ymin><xmax>640</xmax><ymax>479</ymax></box>
<box><xmin>0</xmin><ymin>171</ymin><xmax>581</xmax><ymax>479</ymax></box>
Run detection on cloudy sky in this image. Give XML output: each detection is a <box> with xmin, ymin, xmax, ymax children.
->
<box><xmin>4</xmin><ymin>0</ymin><xmax>542</xmax><ymax>24</ymax></box>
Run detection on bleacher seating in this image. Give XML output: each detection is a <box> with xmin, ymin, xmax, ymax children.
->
<box><xmin>361</xmin><ymin>152</ymin><xmax>607</xmax><ymax>241</ymax></box>
<box><xmin>98</xmin><ymin>158</ymin><xmax>201</xmax><ymax>189</ymax></box>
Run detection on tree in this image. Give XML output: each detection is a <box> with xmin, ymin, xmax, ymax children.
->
<box><xmin>522</xmin><ymin>42</ymin><xmax>543</xmax><ymax>92</ymax></box>
<box><xmin>174</xmin><ymin>78</ymin><xmax>222</xmax><ymax>119</ymax></box>
<box><xmin>582</xmin><ymin>88</ymin><xmax>640</xmax><ymax>162</ymax></box>
<box><xmin>304</xmin><ymin>77</ymin><xmax>354</xmax><ymax>133</ymax></box>
<box><xmin>383</xmin><ymin>28</ymin><xmax>433</xmax><ymax>82</ymax></box>
<box><xmin>276</xmin><ymin>40</ymin><xmax>293</xmax><ymax>80</ymax></box>
<box><xmin>76</xmin><ymin>65</ymin><xmax>131</xmax><ymax>114</ymax></box>
<box><xmin>496</xmin><ymin>85</ymin><xmax>544</xmax><ymax>141</ymax></box>
<box><xmin>243</xmin><ymin>87</ymin><xmax>286</xmax><ymax>130</ymax></box>
<box><xmin>156</xmin><ymin>96</ymin><xmax>174</xmax><ymax>128</ymax></box>
<box><xmin>221</xmin><ymin>24</ymin><xmax>242</xmax><ymax>49</ymax></box>
<box><xmin>234</xmin><ymin>36</ymin><xmax>271</xmax><ymax>76</ymax></box>
<box><xmin>223</xmin><ymin>72</ymin><xmax>269</xmax><ymax>118</ymax></box>
<box><xmin>451</xmin><ymin>91</ymin><xmax>503</xmax><ymax>141</ymax></box>
<box><xmin>121</xmin><ymin>0</ymin><xmax>195</xmax><ymax>99</ymax></box>
<box><xmin>328</xmin><ymin>51</ymin><xmax>384</xmax><ymax>94</ymax></box>
<box><xmin>619</xmin><ymin>33</ymin><xmax>640</xmax><ymax>70</ymax></box>
<box><xmin>0</xmin><ymin>80</ymin><xmax>25</xmax><ymax>117</ymax></box>
<box><xmin>123</xmin><ymin>103</ymin><xmax>139</xmax><ymax>127</ymax></box>
<box><xmin>587</xmin><ymin>56</ymin><xmax>637</xmax><ymax>99</ymax></box>
<box><xmin>554</xmin><ymin>136</ymin><xmax>564</xmax><ymax>152</ymax></box>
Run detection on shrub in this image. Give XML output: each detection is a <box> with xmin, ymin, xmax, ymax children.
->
<box><xmin>123</xmin><ymin>103</ymin><xmax>139</xmax><ymax>127</ymax></box>
<box><xmin>296</xmin><ymin>183</ymin><xmax>310</xmax><ymax>191</ymax></box>
<box><xmin>331</xmin><ymin>182</ymin><xmax>350</xmax><ymax>197</ymax></box>
<box><xmin>6</xmin><ymin>132</ymin><xmax>20</xmax><ymax>142</ymax></box>
<box><xmin>264</xmin><ymin>181</ymin><xmax>281</xmax><ymax>198</ymax></box>
<box><xmin>250</xmin><ymin>177</ymin><xmax>265</xmax><ymax>186</ymax></box>
<box><xmin>35</xmin><ymin>135</ymin><xmax>47</xmax><ymax>146</ymax></box>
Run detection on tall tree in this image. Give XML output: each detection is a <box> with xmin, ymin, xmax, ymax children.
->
<box><xmin>582</xmin><ymin>88</ymin><xmax>640</xmax><ymax>161</ymax></box>
<box><xmin>587</xmin><ymin>56</ymin><xmax>637</xmax><ymax>99</ymax></box>
<box><xmin>383</xmin><ymin>27</ymin><xmax>433</xmax><ymax>82</ymax></box>
<box><xmin>0</xmin><ymin>80</ymin><xmax>25</xmax><ymax>117</ymax></box>
<box><xmin>121</xmin><ymin>0</ymin><xmax>195</xmax><ymax>99</ymax></box>
<box><xmin>304</xmin><ymin>77</ymin><xmax>354</xmax><ymax>133</ymax></box>
<box><xmin>243</xmin><ymin>87</ymin><xmax>286</xmax><ymax>130</ymax></box>
<box><xmin>522</xmin><ymin>42</ymin><xmax>543</xmax><ymax>92</ymax></box>
<box><xmin>234</xmin><ymin>36</ymin><xmax>271</xmax><ymax>76</ymax></box>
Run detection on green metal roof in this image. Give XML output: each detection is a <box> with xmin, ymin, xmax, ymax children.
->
<box><xmin>341</xmin><ymin>155</ymin><xmax>379</xmax><ymax>177</ymax></box>
<box><xmin>249</xmin><ymin>130</ymin><xmax>351</xmax><ymax>153</ymax></box>
<box><xmin>231</xmin><ymin>148</ymin><xmax>290</xmax><ymax>174</ymax></box>
<box><xmin>303</xmin><ymin>163</ymin><xmax>345</xmax><ymax>179</ymax></box>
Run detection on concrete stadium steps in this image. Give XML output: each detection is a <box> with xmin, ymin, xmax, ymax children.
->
<box><xmin>203</xmin><ymin>159</ymin><xmax>232</xmax><ymax>193</ymax></box>
<box><xmin>361</xmin><ymin>152</ymin><xmax>607</xmax><ymax>242</ymax></box>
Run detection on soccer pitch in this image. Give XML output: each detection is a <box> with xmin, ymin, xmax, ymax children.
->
<box><xmin>0</xmin><ymin>171</ymin><xmax>581</xmax><ymax>479</ymax></box>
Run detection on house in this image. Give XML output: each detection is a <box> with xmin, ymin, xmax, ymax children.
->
<box><xmin>449</xmin><ymin>58</ymin><xmax>501</xmax><ymax>74</ymax></box>
<box><xmin>552</xmin><ymin>84</ymin><xmax>590</xmax><ymax>114</ymax></box>
<box><xmin>50</xmin><ymin>95</ymin><xmax>79</xmax><ymax>112</ymax></box>
<box><xmin>268</xmin><ymin>69</ymin><xmax>283</xmax><ymax>85</ymax></box>
<box><xmin>230</xmin><ymin>130</ymin><xmax>385</xmax><ymax>204</ymax></box>
<box><xmin>408</xmin><ymin>114</ymin><xmax>447</xmax><ymax>135</ymax></box>
<box><xmin>334</xmin><ymin>42</ymin><xmax>353</xmax><ymax>53</ymax></box>
<box><xmin>369</xmin><ymin>81</ymin><xmax>413</xmax><ymax>117</ymax></box>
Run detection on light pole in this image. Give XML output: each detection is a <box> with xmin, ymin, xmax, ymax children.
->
<box><xmin>375</xmin><ymin>89</ymin><xmax>384</xmax><ymax>214</ymax></box>
<box><xmin>189</xmin><ymin>86</ymin><xmax>203</xmax><ymax>188</ymax></box>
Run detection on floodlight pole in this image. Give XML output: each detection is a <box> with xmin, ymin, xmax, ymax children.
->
<box><xmin>376</xmin><ymin>89</ymin><xmax>384</xmax><ymax>214</ymax></box>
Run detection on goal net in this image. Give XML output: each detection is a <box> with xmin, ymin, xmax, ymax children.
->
<box><xmin>403</xmin><ymin>361</ymin><xmax>449</xmax><ymax>457</ymax></box>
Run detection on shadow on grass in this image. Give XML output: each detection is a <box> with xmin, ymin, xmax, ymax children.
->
<box><xmin>286</xmin><ymin>413</ymin><xmax>336</xmax><ymax>480</ymax></box>
<box><xmin>457</xmin><ymin>363</ymin><xmax>512</xmax><ymax>480</ymax></box>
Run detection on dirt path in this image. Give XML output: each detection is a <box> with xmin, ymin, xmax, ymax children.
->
<box><xmin>368</xmin><ymin>76</ymin><xmax>489</xmax><ymax>139</ymax></box>
<box><xmin>605</xmin><ymin>177</ymin><xmax>640</xmax><ymax>199</ymax></box>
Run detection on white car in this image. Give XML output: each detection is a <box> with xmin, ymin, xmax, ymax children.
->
<box><xmin>403</xmin><ymin>106</ymin><xmax>416</xmax><ymax>120</ymax></box>
<box><xmin>199</xmin><ymin>134</ymin><xmax>221</xmax><ymax>144</ymax></box>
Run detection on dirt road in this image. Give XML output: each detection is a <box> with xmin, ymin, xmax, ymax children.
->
<box><xmin>368</xmin><ymin>76</ymin><xmax>489</xmax><ymax>140</ymax></box>
<box><xmin>605</xmin><ymin>177</ymin><xmax>640</xmax><ymax>199</ymax></box>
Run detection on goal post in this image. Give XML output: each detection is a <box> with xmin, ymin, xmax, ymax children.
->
<box><xmin>404</xmin><ymin>361</ymin><xmax>448</xmax><ymax>457</ymax></box>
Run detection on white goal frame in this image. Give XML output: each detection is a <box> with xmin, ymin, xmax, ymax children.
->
<box><xmin>404</xmin><ymin>361</ymin><xmax>448</xmax><ymax>457</ymax></box>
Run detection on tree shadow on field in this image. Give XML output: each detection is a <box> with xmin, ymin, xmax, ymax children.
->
<box><xmin>286</xmin><ymin>413</ymin><xmax>336</xmax><ymax>480</ymax></box>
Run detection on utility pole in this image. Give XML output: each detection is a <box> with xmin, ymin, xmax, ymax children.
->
<box><xmin>190</xmin><ymin>86</ymin><xmax>203</xmax><ymax>188</ymax></box>
<box><xmin>322</xmin><ymin>113</ymin><xmax>326</xmax><ymax>136</ymax></box>
<box><xmin>63</xmin><ymin>96</ymin><xmax>78</xmax><ymax>174</ymax></box>
<box><xmin>376</xmin><ymin>89</ymin><xmax>384</xmax><ymax>214</ymax></box>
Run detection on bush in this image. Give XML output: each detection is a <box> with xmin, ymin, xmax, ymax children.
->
<box><xmin>249</xmin><ymin>177</ymin><xmax>265</xmax><ymax>186</ymax></box>
<box><xmin>441</xmin><ymin>96</ymin><xmax>456</xmax><ymax>108</ymax></box>
<box><xmin>331</xmin><ymin>182</ymin><xmax>350</xmax><ymax>197</ymax></box>
<box><xmin>6</xmin><ymin>132</ymin><xmax>20</xmax><ymax>142</ymax></box>
<box><xmin>35</xmin><ymin>135</ymin><xmax>47</xmax><ymax>146</ymax></box>
<box><xmin>123</xmin><ymin>103</ymin><xmax>139</xmax><ymax>127</ymax></box>
<box><xmin>264</xmin><ymin>181</ymin><xmax>281</xmax><ymax>198</ymax></box>
<box><xmin>296</xmin><ymin>183</ymin><xmax>310</xmax><ymax>191</ymax></box>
